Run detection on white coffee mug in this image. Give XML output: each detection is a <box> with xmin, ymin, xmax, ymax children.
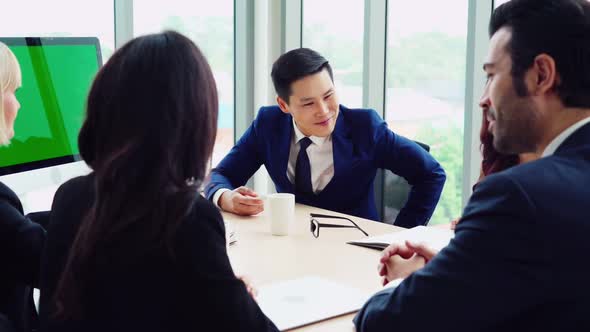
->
<box><xmin>267</xmin><ymin>193</ymin><xmax>295</xmax><ymax>236</ymax></box>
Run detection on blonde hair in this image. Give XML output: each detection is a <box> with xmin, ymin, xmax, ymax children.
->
<box><xmin>0</xmin><ymin>41</ymin><xmax>22</xmax><ymax>145</ymax></box>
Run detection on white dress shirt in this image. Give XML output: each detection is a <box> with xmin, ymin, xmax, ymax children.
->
<box><xmin>542</xmin><ymin>116</ymin><xmax>590</xmax><ymax>157</ymax></box>
<box><xmin>288</xmin><ymin>120</ymin><xmax>334</xmax><ymax>194</ymax></box>
<box><xmin>213</xmin><ymin>120</ymin><xmax>335</xmax><ymax>207</ymax></box>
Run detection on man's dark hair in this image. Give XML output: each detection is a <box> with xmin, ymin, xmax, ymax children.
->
<box><xmin>490</xmin><ymin>0</ymin><xmax>590</xmax><ymax>107</ymax></box>
<box><xmin>271</xmin><ymin>48</ymin><xmax>333</xmax><ymax>104</ymax></box>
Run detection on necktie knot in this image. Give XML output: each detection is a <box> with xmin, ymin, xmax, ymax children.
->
<box><xmin>299</xmin><ymin>137</ymin><xmax>312</xmax><ymax>150</ymax></box>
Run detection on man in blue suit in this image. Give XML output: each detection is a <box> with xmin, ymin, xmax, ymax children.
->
<box><xmin>205</xmin><ymin>48</ymin><xmax>446</xmax><ymax>227</ymax></box>
<box><xmin>354</xmin><ymin>0</ymin><xmax>590</xmax><ymax>330</ymax></box>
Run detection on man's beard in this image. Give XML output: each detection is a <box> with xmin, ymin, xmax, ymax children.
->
<box><xmin>492</xmin><ymin>103</ymin><xmax>542</xmax><ymax>155</ymax></box>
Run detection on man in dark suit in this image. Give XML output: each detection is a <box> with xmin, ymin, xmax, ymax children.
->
<box><xmin>205</xmin><ymin>48</ymin><xmax>446</xmax><ymax>227</ymax></box>
<box><xmin>354</xmin><ymin>0</ymin><xmax>590</xmax><ymax>331</ymax></box>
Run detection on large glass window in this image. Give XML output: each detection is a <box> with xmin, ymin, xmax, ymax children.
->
<box><xmin>134</xmin><ymin>0</ymin><xmax>234</xmax><ymax>166</ymax></box>
<box><xmin>385</xmin><ymin>0</ymin><xmax>469</xmax><ymax>224</ymax></box>
<box><xmin>302</xmin><ymin>0</ymin><xmax>364</xmax><ymax>108</ymax></box>
<box><xmin>0</xmin><ymin>1</ymin><xmax>115</xmax><ymax>60</ymax></box>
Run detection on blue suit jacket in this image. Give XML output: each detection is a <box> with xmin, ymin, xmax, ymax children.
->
<box><xmin>354</xmin><ymin>122</ymin><xmax>590</xmax><ymax>331</ymax></box>
<box><xmin>205</xmin><ymin>105</ymin><xmax>445</xmax><ymax>226</ymax></box>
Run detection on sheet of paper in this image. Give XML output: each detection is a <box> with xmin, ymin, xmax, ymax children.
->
<box><xmin>348</xmin><ymin>225</ymin><xmax>454</xmax><ymax>251</ymax></box>
<box><xmin>257</xmin><ymin>276</ymin><xmax>369</xmax><ymax>331</ymax></box>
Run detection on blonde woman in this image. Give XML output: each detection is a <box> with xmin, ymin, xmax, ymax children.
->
<box><xmin>0</xmin><ymin>41</ymin><xmax>46</xmax><ymax>332</ymax></box>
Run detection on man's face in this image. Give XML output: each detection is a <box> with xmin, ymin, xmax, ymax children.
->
<box><xmin>480</xmin><ymin>27</ymin><xmax>544</xmax><ymax>155</ymax></box>
<box><xmin>277</xmin><ymin>69</ymin><xmax>339</xmax><ymax>137</ymax></box>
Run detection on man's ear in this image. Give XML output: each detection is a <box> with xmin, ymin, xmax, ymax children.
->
<box><xmin>277</xmin><ymin>96</ymin><xmax>290</xmax><ymax>114</ymax></box>
<box><xmin>532</xmin><ymin>53</ymin><xmax>558</xmax><ymax>95</ymax></box>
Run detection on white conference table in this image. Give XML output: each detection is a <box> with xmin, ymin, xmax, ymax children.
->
<box><xmin>224</xmin><ymin>204</ymin><xmax>404</xmax><ymax>331</ymax></box>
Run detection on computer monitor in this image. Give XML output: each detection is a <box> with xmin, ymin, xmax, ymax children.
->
<box><xmin>0</xmin><ymin>37</ymin><xmax>102</xmax><ymax>210</ymax></box>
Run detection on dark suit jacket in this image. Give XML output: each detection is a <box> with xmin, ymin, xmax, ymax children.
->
<box><xmin>0</xmin><ymin>313</ymin><xmax>16</xmax><ymax>332</ymax></box>
<box><xmin>39</xmin><ymin>175</ymin><xmax>278</xmax><ymax>332</ymax></box>
<box><xmin>354</xmin><ymin>122</ymin><xmax>590</xmax><ymax>331</ymax></box>
<box><xmin>0</xmin><ymin>182</ymin><xmax>46</xmax><ymax>332</ymax></box>
<box><xmin>205</xmin><ymin>105</ymin><xmax>446</xmax><ymax>227</ymax></box>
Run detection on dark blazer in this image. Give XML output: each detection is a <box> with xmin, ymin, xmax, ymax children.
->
<box><xmin>205</xmin><ymin>105</ymin><xmax>446</xmax><ymax>227</ymax></box>
<box><xmin>0</xmin><ymin>314</ymin><xmax>16</xmax><ymax>332</ymax></box>
<box><xmin>354</xmin><ymin>122</ymin><xmax>590</xmax><ymax>332</ymax></box>
<box><xmin>39</xmin><ymin>175</ymin><xmax>278</xmax><ymax>332</ymax></box>
<box><xmin>0</xmin><ymin>182</ymin><xmax>46</xmax><ymax>332</ymax></box>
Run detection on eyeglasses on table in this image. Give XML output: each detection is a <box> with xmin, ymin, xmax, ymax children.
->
<box><xmin>309</xmin><ymin>213</ymin><xmax>369</xmax><ymax>238</ymax></box>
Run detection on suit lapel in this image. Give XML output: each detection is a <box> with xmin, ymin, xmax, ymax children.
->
<box><xmin>276</xmin><ymin>114</ymin><xmax>295</xmax><ymax>192</ymax></box>
<box><xmin>329</xmin><ymin>107</ymin><xmax>354</xmax><ymax>187</ymax></box>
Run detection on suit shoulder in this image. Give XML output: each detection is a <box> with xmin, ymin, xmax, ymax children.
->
<box><xmin>474</xmin><ymin>170</ymin><xmax>523</xmax><ymax>194</ymax></box>
<box><xmin>0</xmin><ymin>181</ymin><xmax>20</xmax><ymax>206</ymax></box>
<box><xmin>53</xmin><ymin>174</ymin><xmax>94</xmax><ymax>206</ymax></box>
<box><xmin>341</xmin><ymin>107</ymin><xmax>386</xmax><ymax>132</ymax></box>
<box><xmin>175</xmin><ymin>195</ymin><xmax>227</xmax><ymax>252</ymax></box>
<box><xmin>250</xmin><ymin>105</ymin><xmax>292</xmax><ymax>141</ymax></box>
<box><xmin>339</xmin><ymin>106</ymin><xmax>383</xmax><ymax>124</ymax></box>
<box><xmin>467</xmin><ymin>165</ymin><xmax>542</xmax><ymax>222</ymax></box>
<box><xmin>183</xmin><ymin>195</ymin><xmax>224</xmax><ymax>233</ymax></box>
<box><xmin>499</xmin><ymin>154</ymin><xmax>589</xmax><ymax>204</ymax></box>
<box><xmin>497</xmin><ymin>156</ymin><xmax>573</xmax><ymax>190</ymax></box>
<box><xmin>56</xmin><ymin>175</ymin><xmax>92</xmax><ymax>194</ymax></box>
<box><xmin>251</xmin><ymin>105</ymin><xmax>291</xmax><ymax>133</ymax></box>
<box><xmin>255</xmin><ymin>105</ymin><xmax>287</xmax><ymax>122</ymax></box>
<box><xmin>191</xmin><ymin>195</ymin><xmax>223</xmax><ymax>221</ymax></box>
<box><xmin>338</xmin><ymin>106</ymin><xmax>389</xmax><ymax>142</ymax></box>
<box><xmin>461</xmin><ymin>171</ymin><xmax>538</xmax><ymax>237</ymax></box>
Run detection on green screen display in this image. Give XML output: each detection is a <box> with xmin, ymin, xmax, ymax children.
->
<box><xmin>0</xmin><ymin>38</ymin><xmax>100</xmax><ymax>173</ymax></box>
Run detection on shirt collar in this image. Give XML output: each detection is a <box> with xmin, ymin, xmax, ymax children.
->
<box><xmin>292</xmin><ymin>119</ymin><xmax>330</xmax><ymax>147</ymax></box>
<box><xmin>542</xmin><ymin>116</ymin><xmax>590</xmax><ymax>157</ymax></box>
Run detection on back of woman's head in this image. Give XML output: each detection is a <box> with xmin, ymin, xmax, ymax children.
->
<box><xmin>0</xmin><ymin>42</ymin><xmax>22</xmax><ymax>145</ymax></box>
<box><xmin>80</xmin><ymin>30</ymin><xmax>218</xmax><ymax>185</ymax></box>
<box><xmin>55</xmin><ymin>31</ymin><xmax>218</xmax><ymax>320</ymax></box>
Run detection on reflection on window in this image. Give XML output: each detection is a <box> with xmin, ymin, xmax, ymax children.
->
<box><xmin>0</xmin><ymin>1</ymin><xmax>114</xmax><ymax>60</ymax></box>
<box><xmin>134</xmin><ymin>0</ymin><xmax>234</xmax><ymax>167</ymax></box>
<box><xmin>494</xmin><ymin>0</ymin><xmax>511</xmax><ymax>8</ymax></box>
<box><xmin>302</xmin><ymin>0</ymin><xmax>364</xmax><ymax>108</ymax></box>
<box><xmin>385</xmin><ymin>0</ymin><xmax>468</xmax><ymax>225</ymax></box>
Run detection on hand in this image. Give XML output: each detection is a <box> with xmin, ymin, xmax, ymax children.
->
<box><xmin>237</xmin><ymin>275</ymin><xmax>258</xmax><ymax>299</ymax></box>
<box><xmin>405</xmin><ymin>240</ymin><xmax>438</xmax><ymax>262</ymax></box>
<box><xmin>219</xmin><ymin>187</ymin><xmax>264</xmax><ymax>216</ymax></box>
<box><xmin>377</xmin><ymin>243</ymin><xmax>415</xmax><ymax>284</ymax></box>
<box><xmin>380</xmin><ymin>254</ymin><xmax>426</xmax><ymax>286</ymax></box>
<box><xmin>450</xmin><ymin>218</ymin><xmax>460</xmax><ymax>230</ymax></box>
<box><xmin>377</xmin><ymin>241</ymin><xmax>439</xmax><ymax>285</ymax></box>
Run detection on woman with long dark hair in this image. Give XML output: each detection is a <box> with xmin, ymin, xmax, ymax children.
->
<box><xmin>38</xmin><ymin>31</ymin><xmax>278</xmax><ymax>332</ymax></box>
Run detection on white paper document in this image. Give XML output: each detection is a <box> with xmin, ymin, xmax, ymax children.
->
<box><xmin>256</xmin><ymin>276</ymin><xmax>369</xmax><ymax>331</ymax></box>
<box><xmin>347</xmin><ymin>225</ymin><xmax>454</xmax><ymax>251</ymax></box>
